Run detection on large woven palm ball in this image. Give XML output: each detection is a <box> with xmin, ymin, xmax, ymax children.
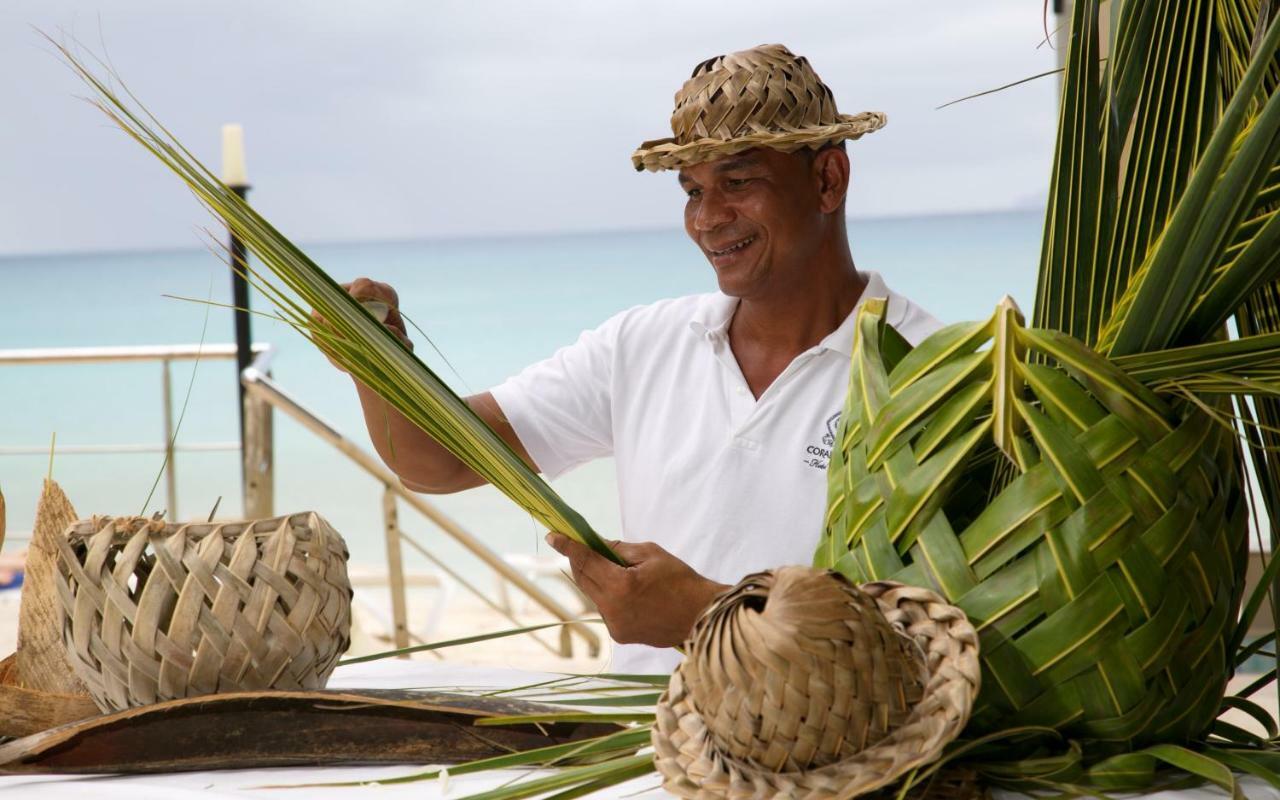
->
<box><xmin>652</xmin><ymin>566</ymin><xmax>980</xmax><ymax>799</ymax></box>
<box><xmin>53</xmin><ymin>511</ymin><xmax>351</xmax><ymax>712</ymax></box>
<box><xmin>817</xmin><ymin>298</ymin><xmax>1248</xmax><ymax>750</ymax></box>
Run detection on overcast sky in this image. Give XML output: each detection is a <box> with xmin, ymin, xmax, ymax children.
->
<box><xmin>0</xmin><ymin>1</ymin><xmax>1060</xmax><ymax>256</ymax></box>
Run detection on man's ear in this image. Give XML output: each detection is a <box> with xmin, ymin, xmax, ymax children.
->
<box><xmin>813</xmin><ymin>148</ymin><xmax>850</xmax><ymax>214</ymax></box>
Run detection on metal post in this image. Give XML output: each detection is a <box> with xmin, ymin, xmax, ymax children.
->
<box><xmin>160</xmin><ymin>358</ymin><xmax>178</xmax><ymax>519</ymax></box>
<box><xmin>382</xmin><ymin>486</ymin><xmax>411</xmax><ymax>655</ymax></box>
<box><xmin>242</xmin><ymin>371</ymin><xmax>274</xmax><ymax>519</ymax></box>
<box><xmin>229</xmin><ymin>184</ymin><xmax>252</xmax><ymax>456</ymax></box>
<box><xmin>222</xmin><ymin>124</ymin><xmax>253</xmax><ymax>510</ymax></box>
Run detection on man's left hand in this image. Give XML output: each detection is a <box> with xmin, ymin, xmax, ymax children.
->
<box><xmin>545</xmin><ymin>533</ymin><xmax>728</xmax><ymax>649</ymax></box>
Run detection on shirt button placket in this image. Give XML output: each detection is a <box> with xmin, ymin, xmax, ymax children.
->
<box><xmin>729</xmin><ymin>382</ymin><xmax>758</xmax><ymax>440</ymax></box>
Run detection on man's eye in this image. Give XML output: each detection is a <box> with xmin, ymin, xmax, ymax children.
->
<box><xmin>685</xmin><ymin>188</ymin><xmax>702</xmax><ymax>199</ymax></box>
<box><xmin>726</xmin><ymin>178</ymin><xmax>751</xmax><ymax>188</ymax></box>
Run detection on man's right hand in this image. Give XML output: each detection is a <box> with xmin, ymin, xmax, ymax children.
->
<box><xmin>313</xmin><ymin>277</ymin><xmax>413</xmax><ymax>372</ymax></box>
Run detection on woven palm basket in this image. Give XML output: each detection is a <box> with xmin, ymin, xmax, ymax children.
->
<box><xmin>817</xmin><ymin>298</ymin><xmax>1248</xmax><ymax>754</ymax></box>
<box><xmin>52</xmin><ymin>511</ymin><xmax>352</xmax><ymax>712</ymax></box>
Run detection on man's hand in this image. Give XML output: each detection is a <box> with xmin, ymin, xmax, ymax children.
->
<box><xmin>312</xmin><ymin>277</ymin><xmax>413</xmax><ymax>372</ymax></box>
<box><xmin>545</xmin><ymin>533</ymin><xmax>729</xmax><ymax>649</ymax></box>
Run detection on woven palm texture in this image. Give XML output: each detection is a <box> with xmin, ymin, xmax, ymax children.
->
<box><xmin>52</xmin><ymin>512</ymin><xmax>351</xmax><ymax>712</ymax></box>
<box><xmin>653</xmin><ymin>567</ymin><xmax>980</xmax><ymax>799</ymax></box>
<box><xmin>631</xmin><ymin>44</ymin><xmax>885</xmax><ymax>172</ymax></box>
<box><xmin>819</xmin><ymin>297</ymin><xmax>1245</xmax><ymax>751</ymax></box>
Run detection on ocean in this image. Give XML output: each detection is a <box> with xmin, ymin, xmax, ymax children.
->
<box><xmin>0</xmin><ymin>211</ymin><xmax>1042</xmax><ymax>577</ymax></box>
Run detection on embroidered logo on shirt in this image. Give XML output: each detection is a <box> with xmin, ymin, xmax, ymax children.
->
<box><xmin>804</xmin><ymin>411</ymin><xmax>841</xmax><ymax>470</ymax></box>
<box><xmin>823</xmin><ymin>412</ymin><xmax>840</xmax><ymax>446</ymax></box>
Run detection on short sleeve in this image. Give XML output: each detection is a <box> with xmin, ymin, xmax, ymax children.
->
<box><xmin>488</xmin><ymin>312</ymin><xmax>623</xmax><ymax>479</ymax></box>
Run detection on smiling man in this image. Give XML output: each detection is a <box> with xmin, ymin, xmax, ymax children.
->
<box><xmin>340</xmin><ymin>44</ymin><xmax>940</xmax><ymax>673</ymax></box>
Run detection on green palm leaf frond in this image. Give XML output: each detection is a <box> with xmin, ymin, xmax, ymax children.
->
<box><xmin>1098</xmin><ymin>7</ymin><xmax>1280</xmax><ymax>354</ymax></box>
<box><xmin>1032</xmin><ymin>0</ymin><xmax>1108</xmax><ymax>345</ymax></box>
<box><xmin>50</xmin><ymin>37</ymin><xmax>621</xmax><ymax>566</ymax></box>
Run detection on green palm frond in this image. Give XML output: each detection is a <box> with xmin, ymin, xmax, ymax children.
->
<box><xmin>1032</xmin><ymin>0</ymin><xmax>1109</xmax><ymax>345</ymax></box>
<box><xmin>50</xmin><ymin>37</ymin><xmax>621</xmax><ymax>566</ymax></box>
<box><xmin>1098</xmin><ymin>7</ymin><xmax>1280</xmax><ymax>354</ymax></box>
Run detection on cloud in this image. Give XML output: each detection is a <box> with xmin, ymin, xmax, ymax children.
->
<box><xmin>0</xmin><ymin>0</ymin><xmax>1059</xmax><ymax>255</ymax></box>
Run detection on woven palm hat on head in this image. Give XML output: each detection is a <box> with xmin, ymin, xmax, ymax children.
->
<box><xmin>631</xmin><ymin>44</ymin><xmax>886</xmax><ymax>172</ymax></box>
<box><xmin>652</xmin><ymin>566</ymin><xmax>980</xmax><ymax>799</ymax></box>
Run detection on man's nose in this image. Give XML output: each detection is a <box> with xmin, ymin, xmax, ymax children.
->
<box><xmin>692</xmin><ymin>190</ymin><xmax>734</xmax><ymax>232</ymax></box>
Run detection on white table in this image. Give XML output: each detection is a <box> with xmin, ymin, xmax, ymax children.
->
<box><xmin>1</xmin><ymin>661</ymin><xmax>1274</xmax><ymax>799</ymax></box>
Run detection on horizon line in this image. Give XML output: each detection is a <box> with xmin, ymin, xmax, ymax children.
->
<box><xmin>0</xmin><ymin>203</ymin><xmax>1044</xmax><ymax>262</ymax></box>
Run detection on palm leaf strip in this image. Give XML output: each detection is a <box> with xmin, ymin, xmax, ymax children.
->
<box><xmin>50</xmin><ymin>38</ymin><xmax>621</xmax><ymax>565</ymax></box>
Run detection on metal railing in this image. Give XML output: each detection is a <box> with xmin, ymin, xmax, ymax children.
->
<box><xmin>0</xmin><ymin>342</ymin><xmax>599</xmax><ymax>658</ymax></box>
<box><xmin>0</xmin><ymin>343</ymin><xmax>268</xmax><ymax>520</ymax></box>
<box><xmin>241</xmin><ymin>351</ymin><xmax>600</xmax><ymax>657</ymax></box>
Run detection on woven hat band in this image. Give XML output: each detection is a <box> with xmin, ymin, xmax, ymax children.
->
<box><xmin>632</xmin><ymin>44</ymin><xmax>886</xmax><ymax>172</ymax></box>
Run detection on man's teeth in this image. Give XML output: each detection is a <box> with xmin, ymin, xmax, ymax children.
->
<box><xmin>713</xmin><ymin>236</ymin><xmax>755</xmax><ymax>255</ymax></box>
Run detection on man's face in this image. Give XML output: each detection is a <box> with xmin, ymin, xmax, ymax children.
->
<box><xmin>678</xmin><ymin>148</ymin><xmax>831</xmax><ymax>299</ymax></box>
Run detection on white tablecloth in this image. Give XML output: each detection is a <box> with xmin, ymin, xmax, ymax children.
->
<box><xmin>1</xmin><ymin>661</ymin><xmax>1275</xmax><ymax>799</ymax></box>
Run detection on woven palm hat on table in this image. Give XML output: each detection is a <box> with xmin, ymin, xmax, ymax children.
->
<box><xmin>652</xmin><ymin>566</ymin><xmax>980</xmax><ymax>799</ymax></box>
<box><xmin>631</xmin><ymin>44</ymin><xmax>886</xmax><ymax>172</ymax></box>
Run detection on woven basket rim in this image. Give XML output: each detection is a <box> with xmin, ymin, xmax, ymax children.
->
<box><xmin>64</xmin><ymin>510</ymin><xmax>327</xmax><ymax>544</ymax></box>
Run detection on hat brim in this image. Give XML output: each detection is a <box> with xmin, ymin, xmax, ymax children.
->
<box><xmin>651</xmin><ymin>580</ymin><xmax>980</xmax><ymax>800</ymax></box>
<box><xmin>631</xmin><ymin>111</ymin><xmax>887</xmax><ymax>172</ymax></box>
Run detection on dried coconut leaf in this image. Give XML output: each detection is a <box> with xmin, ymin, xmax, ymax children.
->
<box><xmin>0</xmin><ymin>654</ymin><xmax>99</xmax><ymax>738</ymax></box>
<box><xmin>15</xmin><ymin>479</ymin><xmax>86</xmax><ymax>695</ymax></box>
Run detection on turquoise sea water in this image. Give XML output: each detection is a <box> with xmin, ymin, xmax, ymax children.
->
<box><xmin>0</xmin><ymin>211</ymin><xmax>1042</xmax><ymax>574</ymax></box>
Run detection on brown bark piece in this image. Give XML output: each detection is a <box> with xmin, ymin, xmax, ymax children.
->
<box><xmin>0</xmin><ymin>688</ymin><xmax>621</xmax><ymax>774</ymax></box>
<box><xmin>15</xmin><ymin>479</ymin><xmax>87</xmax><ymax>695</ymax></box>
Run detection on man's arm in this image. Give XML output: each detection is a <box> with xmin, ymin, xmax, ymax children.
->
<box><xmin>326</xmin><ymin>278</ymin><xmax>538</xmax><ymax>493</ymax></box>
<box><xmin>355</xmin><ymin>386</ymin><xmax>536</xmax><ymax>493</ymax></box>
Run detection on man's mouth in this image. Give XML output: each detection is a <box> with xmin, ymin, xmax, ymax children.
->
<box><xmin>708</xmin><ymin>236</ymin><xmax>756</xmax><ymax>257</ymax></box>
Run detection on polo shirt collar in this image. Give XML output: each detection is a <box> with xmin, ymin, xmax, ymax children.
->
<box><xmin>688</xmin><ymin>293</ymin><xmax>738</xmax><ymax>341</ymax></box>
<box><xmin>687</xmin><ymin>271</ymin><xmax>893</xmax><ymax>357</ymax></box>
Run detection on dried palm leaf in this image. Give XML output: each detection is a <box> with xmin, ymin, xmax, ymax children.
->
<box><xmin>15</xmin><ymin>479</ymin><xmax>85</xmax><ymax>696</ymax></box>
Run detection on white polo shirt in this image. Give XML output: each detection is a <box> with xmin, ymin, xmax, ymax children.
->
<box><xmin>489</xmin><ymin>271</ymin><xmax>941</xmax><ymax>674</ymax></box>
